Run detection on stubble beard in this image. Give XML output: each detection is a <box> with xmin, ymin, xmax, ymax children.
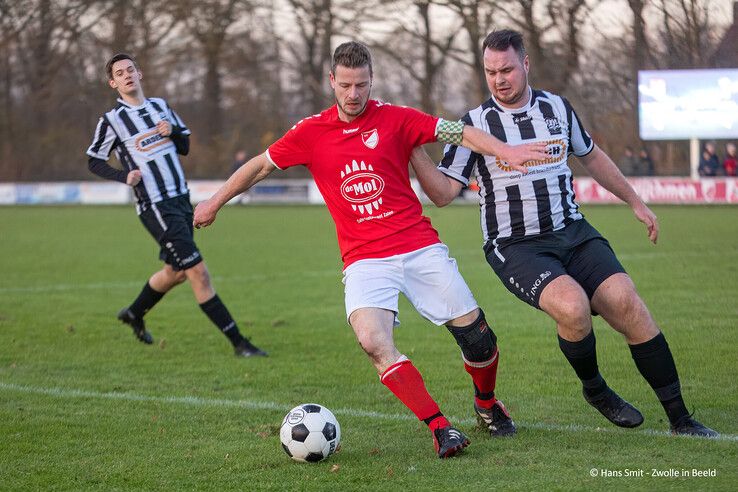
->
<box><xmin>494</xmin><ymin>72</ymin><xmax>529</xmax><ymax>108</ymax></box>
<box><xmin>336</xmin><ymin>95</ymin><xmax>369</xmax><ymax>119</ymax></box>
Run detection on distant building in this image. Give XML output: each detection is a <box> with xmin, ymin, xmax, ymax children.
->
<box><xmin>711</xmin><ymin>2</ymin><xmax>738</xmax><ymax>67</ymax></box>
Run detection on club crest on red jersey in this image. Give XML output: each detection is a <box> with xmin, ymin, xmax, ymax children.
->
<box><xmin>361</xmin><ymin>129</ymin><xmax>379</xmax><ymax>149</ymax></box>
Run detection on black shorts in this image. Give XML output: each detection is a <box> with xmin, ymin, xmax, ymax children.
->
<box><xmin>484</xmin><ymin>219</ymin><xmax>625</xmax><ymax>310</ymax></box>
<box><xmin>139</xmin><ymin>194</ymin><xmax>203</xmax><ymax>271</ymax></box>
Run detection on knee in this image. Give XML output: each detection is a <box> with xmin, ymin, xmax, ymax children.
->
<box><xmin>594</xmin><ymin>275</ymin><xmax>646</xmax><ymax>319</ymax></box>
<box><xmin>354</xmin><ymin>329</ymin><xmax>383</xmax><ymax>359</ymax></box>
<box><xmin>447</xmin><ymin>309</ymin><xmax>497</xmax><ymax>362</ymax></box>
<box><xmin>351</xmin><ymin>320</ymin><xmax>389</xmax><ymax>362</ymax></box>
<box><xmin>549</xmin><ymin>291</ymin><xmax>590</xmax><ymax>328</ymax></box>
<box><xmin>173</xmin><ymin>270</ymin><xmax>187</xmax><ymax>285</ymax></box>
<box><xmin>161</xmin><ymin>265</ymin><xmax>187</xmax><ymax>287</ymax></box>
<box><xmin>186</xmin><ymin>263</ymin><xmax>211</xmax><ymax>287</ymax></box>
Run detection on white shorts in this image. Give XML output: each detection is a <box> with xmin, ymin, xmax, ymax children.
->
<box><xmin>342</xmin><ymin>243</ymin><xmax>478</xmax><ymax>326</ymax></box>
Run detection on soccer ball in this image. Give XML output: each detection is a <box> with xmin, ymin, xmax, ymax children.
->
<box><xmin>279</xmin><ymin>403</ymin><xmax>341</xmax><ymax>463</ymax></box>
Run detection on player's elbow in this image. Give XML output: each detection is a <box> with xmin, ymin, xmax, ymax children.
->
<box><xmin>428</xmin><ymin>190</ymin><xmax>456</xmax><ymax>207</ymax></box>
<box><xmin>176</xmin><ymin>138</ymin><xmax>190</xmax><ymax>156</ymax></box>
<box><xmin>87</xmin><ymin>156</ymin><xmax>100</xmax><ymax>172</ymax></box>
<box><xmin>434</xmin><ymin>194</ymin><xmax>454</xmax><ymax>207</ymax></box>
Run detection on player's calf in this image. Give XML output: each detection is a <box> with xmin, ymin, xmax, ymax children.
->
<box><xmin>447</xmin><ymin>309</ymin><xmax>517</xmax><ymax>436</ymax></box>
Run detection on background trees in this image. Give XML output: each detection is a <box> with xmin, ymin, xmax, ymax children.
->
<box><xmin>0</xmin><ymin>0</ymin><xmax>733</xmax><ymax>180</ymax></box>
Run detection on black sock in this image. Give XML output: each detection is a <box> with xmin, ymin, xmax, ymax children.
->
<box><xmin>199</xmin><ymin>294</ymin><xmax>245</xmax><ymax>346</ymax></box>
<box><xmin>129</xmin><ymin>282</ymin><xmax>165</xmax><ymax>318</ymax></box>
<box><xmin>629</xmin><ymin>332</ymin><xmax>688</xmax><ymax>425</ymax></box>
<box><xmin>423</xmin><ymin>412</ymin><xmax>444</xmax><ymax>426</ymax></box>
<box><xmin>558</xmin><ymin>331</ymin><xmax>607</xmax><ymax>397</ymax></box>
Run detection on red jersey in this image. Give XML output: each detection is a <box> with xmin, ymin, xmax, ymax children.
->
<box><xmin>266</xmin><ymin>100</ymin><xmax>441</xmax><ymax>268</ymax></box>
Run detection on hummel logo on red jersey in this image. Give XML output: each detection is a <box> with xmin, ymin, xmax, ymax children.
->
<box><xmin>343</xmin><ymin>128</ymin><xmax>359</xmax><ymax>134</ymax></box>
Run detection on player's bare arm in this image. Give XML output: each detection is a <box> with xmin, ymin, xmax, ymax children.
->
<box><xmin>193</xmin><ymin>152</ymin><xmax>275</xmax><ymax>228</ymax></box>
<box><xmin>409</xmin><ymin>147</ymin><xmax>462</xmax><ymax>207</ymax></box>
<box><xmin>578</xmin><ymin>145</ymin><xmax>659</xmax><ymax>244</ymax></box>
<box><xmin>463</xmin><ymin>125</ymin><xmax>548</xmax><ymax>171</ymax></box>
<box><xmin>439</xmin><ymin>121</ymin><xmax>547</xmax><ymax>173</ymax></box>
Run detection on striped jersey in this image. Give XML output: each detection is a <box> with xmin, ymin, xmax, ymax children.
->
<box><xmin>439</xmin><ymin>87</ymin><xmax>594</xmax><ymax>253</ymax></box>
<box><xmin>86</xmin><ymin>97</ymin><xmax>190</xmax><ymax>213</ymax></box>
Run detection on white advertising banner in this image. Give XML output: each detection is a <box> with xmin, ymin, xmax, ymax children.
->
<box><xmin>78</xmin><ymin>182</ymin><xmax>130</xmax><ymax>204</ymax></box>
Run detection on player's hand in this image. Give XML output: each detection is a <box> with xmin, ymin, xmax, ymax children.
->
<box><xmin>633</xmin><ymin>201</ymin><xmax>659</xmax><ymax>244</ymax></box>
<box><xmin>156</xmin><ymin>120</ymin><xmax>172</xmax><ymax>137</ymax></box>
<box><xmin>193</xmin><ymin>199</ymin><xmax>219</xmax><ymax>229</ymax></box>
<box><xmin>499</xmin><ymin>142</ymin><xmax>549</xmax><ymax>173</ymax></box>
<box><xmin>126</xmin><ymin>170</ymin><xmax>142</xmax><ymax>186</ymax></box>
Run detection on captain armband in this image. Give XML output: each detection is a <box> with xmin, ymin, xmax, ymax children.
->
<box><xmin>436</xmin><ymin>118</ymin><xmax>465</xmax><ymax>146</ymax></box>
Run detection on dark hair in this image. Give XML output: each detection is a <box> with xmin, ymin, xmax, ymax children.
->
<box><xmin>105</xmin><ymin>53</ymin><xmax>137</xmax><ymax>80</ymax></box>
<box><xmin>482</xmin><ymin>29</ymin><xmax>526</xmax><ymax>60</ymax></box>
<box><xmin>331</xmin><ymin>41</ymin><xmax>373</xmax><ymax>76</ymax></box>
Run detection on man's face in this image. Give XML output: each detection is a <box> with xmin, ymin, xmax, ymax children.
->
<box><xmin>330</xmin><ymin>65</ymin><xmax>372</xmax><ymax>121</ymax></box>
<box><xmin>109</xmin><ymin>59</ymin><xmax>141</xmax><ymax>96</ymax></box>
<box><xmin>483</xmin><ymin>46</ymin><xmax>529</xmax><ymax>108</ymax></box>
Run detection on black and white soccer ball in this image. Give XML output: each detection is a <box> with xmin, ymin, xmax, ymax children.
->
<box><xmin>279</xmin><ymin>403</ymin><xmax>341</xmax><ymax>463</ymax></box>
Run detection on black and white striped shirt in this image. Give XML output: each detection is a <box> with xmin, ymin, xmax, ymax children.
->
<box><xmin>439</xmin><ymin>87</ymin><xmax>593</xmax><ymax>256</ymax></box>
<box><xmin>86</xmin><ymin>97</ymin><xmax>190</xmax><ymax>213</ymax></box>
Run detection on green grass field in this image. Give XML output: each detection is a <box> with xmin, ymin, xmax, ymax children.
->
<box><xmin>1</xmin><ymin>204</ymin><xmax>736</xmax><ymax>490</ymax></box>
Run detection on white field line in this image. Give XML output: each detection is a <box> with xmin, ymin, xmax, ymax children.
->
<box><xmin>1</xmin><ymin>382</ymin><xmax>735</xmax><ymax>442</ymax></box>
<box><xmin>0</xmin><ymin>270</ymin><xmax>338</xmax><ymax>294</ymax></box>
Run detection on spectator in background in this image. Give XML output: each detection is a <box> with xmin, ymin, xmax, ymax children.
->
<box><xmin>698</xmin><ymin>142</ymin><xmax>720</xmax><ymax>177</ymax></box>
<box><xmin>618</xmin><ymin>146</ymin><xmax>638</xmax><ymax>176</ymax></box>
<box><xmin>723</xmin><ymin>143</ymin><xmax>736</xmax><ymax>177</ymax></box>
<box><xmin>637</xmin><ymin>148</ymin><xmax>654</xmax><ymax>176</ymax></box>
<box><xmin>231</xmin><ymin>149</ymin><xmax>248</xmax><ymax>174</ymax></box>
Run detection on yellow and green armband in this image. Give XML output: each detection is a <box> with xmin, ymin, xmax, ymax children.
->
<box><xmin>436</xmin><ymin>118</ymin><xmax>465</xmax><ymax>146</ymax></box>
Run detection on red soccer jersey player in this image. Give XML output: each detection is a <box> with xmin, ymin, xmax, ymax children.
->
<box><xmin>266</xmin><ymin>100</ymin><xmax>442</xmax><ymax>267</ymax></box>
<box><xmin>195</xmin><ymin>41</ymin><xmax>547</xmax><ymax>458</ymax></box>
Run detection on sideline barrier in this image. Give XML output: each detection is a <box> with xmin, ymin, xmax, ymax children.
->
<box><xmin>1</xmin><ymin>177</ymin><xmax>737</xmax><ymax>205</ymax></box>
<box><xmin>573</xmin><ymin>177</ymin><xmax>738</xmax><ymax>204</ymax></box>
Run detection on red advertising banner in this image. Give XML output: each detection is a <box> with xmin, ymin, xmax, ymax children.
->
<box><xmin>573</xmin><ymin>178</ymin><xmax>738</xmax><ymax>204</ymax></box>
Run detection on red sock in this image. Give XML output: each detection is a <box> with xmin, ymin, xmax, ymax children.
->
<box><xmin>380</xmin><ymin>357</ymin><xmax>447</xmax><ymax>428</ymax></box>
<box><xmin>464</xmin><ymin>347</ymin><xmax>499</xmax><ymax>410</ymax></box>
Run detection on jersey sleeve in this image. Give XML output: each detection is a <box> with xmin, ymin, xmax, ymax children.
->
<box><xmin>162</xmin><ymin>99</ymin><xmax>191</xmax><ymax>136</ymax></box>
<box><xmin>394</xmin><ymin>105</ymin><xmax>439</xmax><ymax>147</ymax></box>
<box><xmin>265</xmin><ymin>116</ymin><xmax>315</xmax><ymax>169</ymax></box>
<box><xmin>86</xmin><ymin>116</ymin><xmax>118</xmax><ymax>160</ymax></box>
<box><xmin>437</xmin><ymin>113</ymin><xmax>479</xmax><ymax>186</ymax></box>
<box><xmin>563</xmin><ymin>98</ymin><xmax>594</xmax><ymax>157</ymax></box>
<box><xmin>168</xmin><ymin>107</ymin><xmax>191</xmax><ymax>136</ymax></box>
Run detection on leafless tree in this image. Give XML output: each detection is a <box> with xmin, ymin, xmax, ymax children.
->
<box><xmin>177</xmin><ymin>0</ymin><xmax>255</xmax><ymax>155</ymax></box>
<box><xmin>368</xmin><ymin>1</ymin><xmax>462</xmax><ymax>113</ymax></box>
<box><xmin>441</xmin><ymin>0</ymin><xmax>499</xmax><ymax>102</ymax></box>
<box><xmin>0</xmin><ymin>0</ymin><xmax>733</xmax><ymax>181</ymax></box>
<box><xmin>655</xmin><ymin>0</ymin><xmax>718</xmax><ymax>68</ymax></box>
<box><xmin>279</xmin><ymin>0</ymin><xmax>382</xmax><ymax>116</ymax></box>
